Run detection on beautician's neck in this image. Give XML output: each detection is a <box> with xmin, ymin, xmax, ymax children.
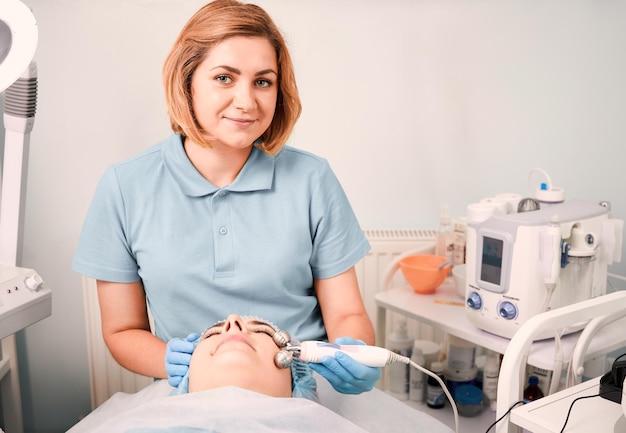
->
<box><xmin>184</xmin><ymin>139</ymin><xmax>252</xmax><ymax>188</ymax></box>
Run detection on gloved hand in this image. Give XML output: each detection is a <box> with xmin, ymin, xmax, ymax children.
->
<box><xmin>165</xmin><ymin>333</ymin><xmax>199</xmax><ymax>387</ymax></box>
<box><xmin>308</xmin><ymin>336</ymin><xmax>382</xmax><ymax>394</ymax></box>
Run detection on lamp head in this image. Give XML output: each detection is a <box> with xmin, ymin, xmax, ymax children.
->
<box><xmin>0</xmin><ymin>0</ymin><xmax>38</xmax><ymax>92</ymax></box>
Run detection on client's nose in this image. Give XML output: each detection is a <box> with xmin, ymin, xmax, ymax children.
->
<box><xmin>223</xmin><ymin>314</ymin><xmax>244</xmax><ymax>333</ymax></box>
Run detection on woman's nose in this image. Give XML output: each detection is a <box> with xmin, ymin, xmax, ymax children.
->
<box><xmin>233</xmin><ymin>84</ymin><xmax>256</xmax><ymax>112</ymax></box>
<box><xmin>223</xmin><ymin>314</ymin><xmax>244</xmax><ymax>333</ymax></box>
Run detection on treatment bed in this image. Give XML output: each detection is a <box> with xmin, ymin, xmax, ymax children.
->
<box><xmin>67</xmin><ymin>372</ymin><xmax>455</xmax><ymax>433</ymax></box>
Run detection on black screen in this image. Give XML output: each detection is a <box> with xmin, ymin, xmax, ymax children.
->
<box><xmin>480</xmin><ymin>236</ymin><xmax>503</xmax><ymax>285</ymax></box>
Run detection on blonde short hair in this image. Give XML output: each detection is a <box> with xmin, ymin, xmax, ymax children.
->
<box><xmin>163</xmin><ymin>0</ymin><xmax>301</xmax><ymax>155</ymax></box>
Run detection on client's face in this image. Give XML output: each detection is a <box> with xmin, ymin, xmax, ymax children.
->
<box><xmin>188</xmin><ymin>314</ymin><xmax>292</xmax><ymax>397</ymax></box>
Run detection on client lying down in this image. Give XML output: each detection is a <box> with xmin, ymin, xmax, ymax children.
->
<box><xmin>174</xmin><ymin>314</ymin><xmax>319</xmax><ymax>400</ymax></box>
<box><xmin>87</xmin><ymin>315</ymin><xmax>372</xmax><ymax>433</ymax></box>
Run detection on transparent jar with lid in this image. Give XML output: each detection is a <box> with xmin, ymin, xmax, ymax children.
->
<box><xmin>454</xmin><ymin>384</ymin><xmax>484</xmax><ymax>417</ymax></box>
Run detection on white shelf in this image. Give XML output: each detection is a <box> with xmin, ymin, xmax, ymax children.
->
<box><xmin>401</xmin><ymin>398</ymin><xmax>497</xmax><ymax>433</ymax></box>
<box><xmin>511</xmin><ymin>376</ymin><xmax>625</xmax><ymax>433</ymax></box>
<box><xmin>375</xmin><ymin>281</ymin><xmax>626</xmax><ymax>370</ymax></box>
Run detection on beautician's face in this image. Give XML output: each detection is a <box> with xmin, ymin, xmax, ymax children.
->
<box><xmin>191</xmin><ymin>36</ymin><xmax>278</xmax><ymax>150</ymax></box>
<box><xmin>188</xmin><ymin>314</ymin><xmax>292</xmax><ymax>397</ymax></box>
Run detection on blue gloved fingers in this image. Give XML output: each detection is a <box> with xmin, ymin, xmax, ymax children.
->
<box><xmin>334</xmin><ymin>335</ymin><xmax>381</xmax><ymax>381</ymax></box>
<box><xmin>309</xmin><ymin>353</ymin><xmax>381</xmax><ymax>394</ymax></box>
<box><xmin>167</xmin><ymin>366</ymin><xmax>184</xmax><ymax>387</ymax></box>
<box><xmin>325</xmin><ymin>352</ymin><xmax>380</xmax><ymax>390</ymax></box>
<box><xmin>165</xmin><ymin>351</ymin><xmax>192</xmax><ymax>369</ymax></box>
<box><xmin>185</xmin><ymin>333</ymin><xmax>201</xmax><ymax>343</ymax></box>
<box><xmin>308</xmin><ymin>361</ymin><xmax>347</xmax><ymax>391</ymax></box>
<box><xmin>168</xmin><ymin>338</ymin><xmax>196</xmax><ymax>355</ymax></box>
<box><xmin>334</xmin><ymin>352</ymin><xmax>381</xmax><ymax>390</ymax></box>
<box><xmin>165</xmin><ymin>334</ymin><xmax>200</xmax><ymax>388</ymax></box>
<box><xmin>308</xmin><ymin>336</ymin><xmax>382</xmax><ymax>394</ymax></box>
<box><xmin>334</xmin><ymin>336</ymin><xmax>365</xmax><ymax>346</ymax></box>
<box><xmin>165</xmin><ymin>362</ymin><xmax>189</xmax><ymax>377</ymax></box>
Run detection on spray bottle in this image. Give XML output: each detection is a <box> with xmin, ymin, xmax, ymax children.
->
<box><xmin>436</xmin><ymin>206</ymin><xmax>455</xmax><ymax>275</ymax></box>
<box><xmin>409</xmin><ymin>346</ymin><xmax>426</xmax><ymax>402</ymax></box>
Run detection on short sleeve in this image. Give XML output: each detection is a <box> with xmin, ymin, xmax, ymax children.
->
<box><xmin>309</xmin><ymin>161</ymin><xmax>370</xmax><ymax>279</ymax></box>
<box><xmin>72</xmin><ymin>167</ymin><xmax>140</xmax><ymax>283</ymax></box>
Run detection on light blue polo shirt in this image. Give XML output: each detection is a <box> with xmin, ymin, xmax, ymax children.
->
<box><xmin>72</xmin><ymin>134</ymin><xmax>370</xmax><ymax>343</ymax></box>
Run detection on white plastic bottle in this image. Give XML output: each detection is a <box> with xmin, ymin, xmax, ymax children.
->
<box><xmin>452</xmin><ymin>217</ymin><xmax>467</xmax><ymax>266</ymax></box>
<box><xmin>386</xmin><ymin>320</ymin><xmax>413</xmax><ymax>400</ymax></box>
<box><xmin>483</xmin><ymin>351</ymin><xmax>500</xmax><ymax>411</ymax></box>
<box><xmin>409</xmin><ymin>346</ymin><xmax>426</xmax><ymax>402</ymax></box>
<box><xmin>435</xmin><ymin>206</ymin><xmax>455</xmax><ymax>275</ymax></box>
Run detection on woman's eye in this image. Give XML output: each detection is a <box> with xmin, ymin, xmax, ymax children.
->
<box><xmin>215</xmin><ymin>75</ymin><xmax>232</xmax><ymax>84</ymax></box>
<box><xmin>202</xmin><ymin>322</ymin><xmax>225</xmax><ymax>339</ymax></box>
<box><xmin>251</xmin><ymin>326</ymin><xmax>274</xmax><ymax>337</ymax></box>
<box><xmin>256</xmin><ymin>79</ymin><xmax>272</xmax><ymax>88</ymax></box>
<box><xmin>202</xmin><ymin>328</ymin><xmax>221</xmax><ymax>339</ymax></box>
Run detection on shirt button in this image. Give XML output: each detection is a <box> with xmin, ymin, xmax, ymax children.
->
<box><xmin>219</xmin><ymin>226</ymin><xmax>228</xmax><ymax>235</ymax></box>
<box><xmin>219</xmin><ymin>191</ymin><xmax>227</xmax><ymax>198</ymax></box>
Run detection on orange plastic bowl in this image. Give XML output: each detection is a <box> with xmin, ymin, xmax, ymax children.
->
<box><xmin>398</xmin><ymin>254</ymin><xmax>451</xmax><ymax>294</ymax></box>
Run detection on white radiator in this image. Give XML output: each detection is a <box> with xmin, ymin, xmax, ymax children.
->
<box><xmin>82</xmin><ymin>277</ymin><xmax>153</xmax><ymax>409</ymax></box>
<box><xmin>82</xmin><ymin>229</ymin><xmax>439</xmax><ymax>409</ymax></box>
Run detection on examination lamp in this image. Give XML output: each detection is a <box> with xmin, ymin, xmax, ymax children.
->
<box><xmin>1</xmin><ymin>0</ymin><xmax>38</xmax><ymax>266</ymax></box>
<box><xmin>0</xmin><ymin>2</ymin><xmax>40</xmax><ymax>433</ymax></box>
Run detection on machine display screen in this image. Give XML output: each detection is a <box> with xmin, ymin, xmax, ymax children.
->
<box><xmin>480</xmin><ymin>236</ymin><xmax>503</xmax><ymax>285</ymax></box>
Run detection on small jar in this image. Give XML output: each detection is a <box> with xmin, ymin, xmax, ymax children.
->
<box><xmin>454</xmin><ymin>385</ymin><xmax>484</xmax><ymax>417</ymax></box>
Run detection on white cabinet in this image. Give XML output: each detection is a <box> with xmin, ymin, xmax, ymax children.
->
<box><xmin>374</xmin><ymin>282</ymin><xmax>626</xmax><ymax>432</ymax></box>
<box><xmin>510</xmin><ymin>376</ymin><xmax>624</xmax><ymax>433</ymax></box>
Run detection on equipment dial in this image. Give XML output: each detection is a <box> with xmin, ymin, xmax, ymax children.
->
<box><xmin>24</xmin><ymin>274</ymin><xmax>43</xmax><ymax>292</ymax></box>
<box><xmin>467</xmin><ymin>292</ymin><xmax>482</xmax><ymax>310</ymax></box>
<box><xmin>498</xmin><ymin>301</ymin><xmax>517</xmax><ymax>320</ymax></box>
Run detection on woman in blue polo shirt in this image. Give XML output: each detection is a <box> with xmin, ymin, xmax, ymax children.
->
<box><xmin>72</xmin><ymin>0</ymin><xmax>379</xmax><ymax>395</ymax></box>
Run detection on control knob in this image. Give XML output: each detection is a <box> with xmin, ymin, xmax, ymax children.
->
<box><xmin>467</xmin><ymin>292</ymin><xmax>482</xmax><ymax>310</ymax></box>
<box><xmin>24</xmin><ymin>274</ymin><xmax>43</xmax><ymax>292</ymax></box>
<box><xmin>498</xmin><ymin>301</ymin><xmax>517</xmax><ymax>320</ymax></box>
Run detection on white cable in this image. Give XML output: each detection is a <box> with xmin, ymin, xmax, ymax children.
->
<box><xmin>527</xmin><ymin>167</ymin><xmax>553</xmax><ymax>193</ymax></box>
<box><xmin>538</xmin><ymin>285</ymin><xmax>556</xmax><ymax>320</ymax></box>
<box><xmin>402</xmin><ymin>356</ymin><xmax>459</xmax><ymax>433</ymax></box>
<box><xmin>548</xmin><ymin>329</ymin><xmax>564</xmax><ymax>395</ymax></box>
<box><xmin>608</xmin><ymin>272</ymin><xmax>626</xmax><ymax>283</ymax></box>
<box><xmin>297</xmin><ymin>343</ymin><xmax>460</xmax><ymax>432</ymax></box>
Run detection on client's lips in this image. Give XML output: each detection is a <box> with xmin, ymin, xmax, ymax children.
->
<box><xmin>213</xmin><ymin>335</ymin><xmax>254</xmax><ymax>354</ymax></box>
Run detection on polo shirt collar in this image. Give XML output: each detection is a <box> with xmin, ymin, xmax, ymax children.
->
<box><xmin>163</xmin><ymin>134</ymin><xmax>275</xmax><ymax>197</ymax></box>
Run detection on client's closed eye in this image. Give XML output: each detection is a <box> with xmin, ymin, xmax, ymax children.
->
<box><xmin>202</xmin><ymin>321</ymin><xmax>226</xmax><ymax>339</ymax></box>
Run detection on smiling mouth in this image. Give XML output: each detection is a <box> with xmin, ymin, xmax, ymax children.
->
<box><xmin>225</xmin><ymin>116</ymin><xmax>255</xmax><ymax>126</ymax></box>
<box><xmin>213</xmin><ymin>335</ymin><xmax>254</xmax><ymax>354</ymax></box>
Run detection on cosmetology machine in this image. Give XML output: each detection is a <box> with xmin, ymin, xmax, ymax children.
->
<box><xmin>464</xmin><ymin>168</ymin><xmax>623</xmax><ymax>339</ymax></box>
<box><xmin>1</xmin><ymin>2</ymin><xmax>52</xmax><ymax>433</ymax></box>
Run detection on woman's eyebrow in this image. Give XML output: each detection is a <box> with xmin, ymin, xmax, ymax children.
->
<box><xmin>203</xmin><ymin>320</ymin><xmax>226</xmax><ymax>335</ymax></box>
<box><xmin>212</xmin><ymin>320</ymin><xmax>226</xmax><ymax>328</ymax></box>
<box><xmin>210</xmin><ymin>65</ymin><xmax>277</xmax><ymax>77</ymax></box>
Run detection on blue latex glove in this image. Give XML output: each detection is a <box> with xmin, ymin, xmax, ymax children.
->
<box><xmin>308</xmin><ymin>336</ymin><xmax>382</xmax><ymax>394</ymax></box>
<box><xmin>165</xmin><ymin>333</ymin><xmax>199</xmax><ymax>387</ymax></box>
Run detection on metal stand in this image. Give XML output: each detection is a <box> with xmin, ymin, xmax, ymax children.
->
<box><xmin>0</xmin><ymin>336</ymin><xmax>24</xmax><ymax>433</ymax></box>
<box><xmin>0</xmin><ymin>62</ymin><xmax>38</xmax><ymax>433</ymax></box>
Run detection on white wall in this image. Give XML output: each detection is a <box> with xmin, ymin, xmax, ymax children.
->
<box><xmin>3</xmin><ymin>0</ymin><xmax>626</xmax><ymax>431</ymax></box>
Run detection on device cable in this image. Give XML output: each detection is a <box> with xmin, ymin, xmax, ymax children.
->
<box><xmin>406</xmin><ymin>357</ymin><xmax>459</xmax><ymax>433</ymax></box>
<box><xmin>483</xmin><ymin>400</ymin><xmax>525</xmax><ymax>433</ymax></box>
<box><xmin>558</xmin><ymin>390</ymin><xmax>619</xmax><ymax>433</ymax></box>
